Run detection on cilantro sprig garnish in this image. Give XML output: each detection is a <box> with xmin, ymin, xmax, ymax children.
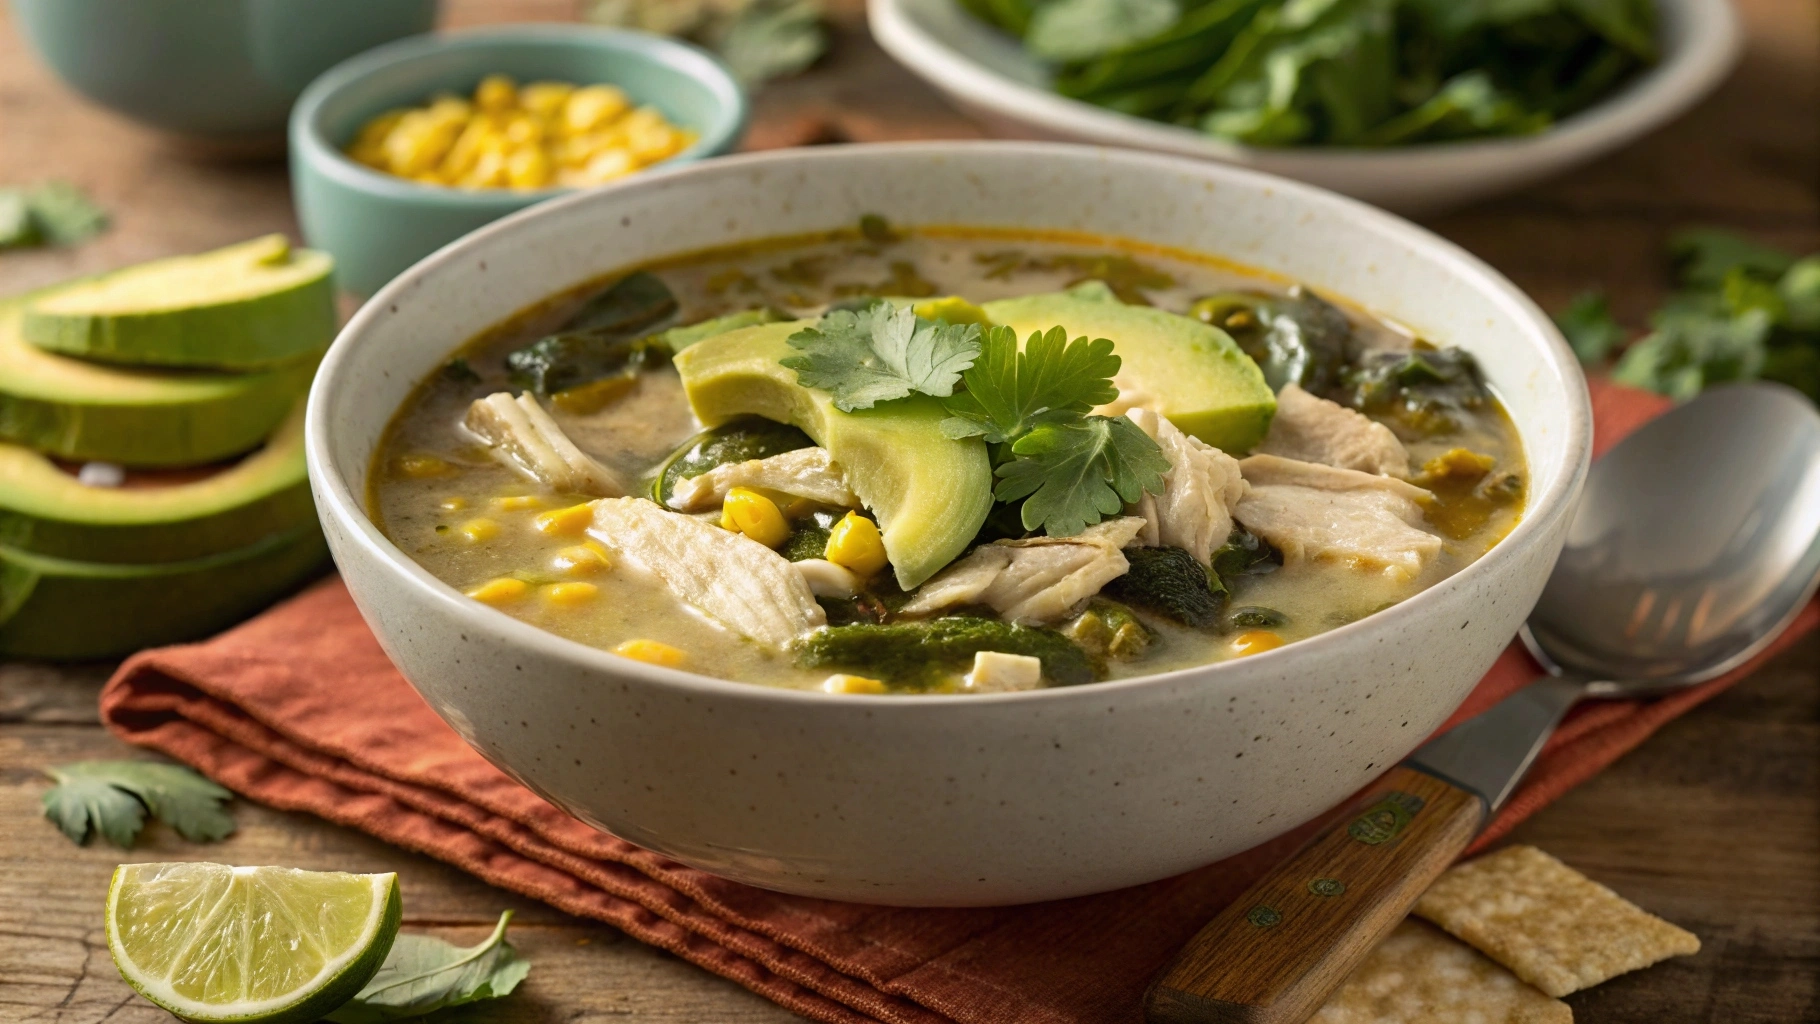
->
<box><xmin>782</xmin><ymin>301</ymin><xmax>982</xmax><ymax>411</ymax></box>
<box><xmin>782</xmin><ymin>302</ymin><xmax>1169</xmax><ymax>538</ymax></box>
<box><xmin>939</xmin><ymin>325</ymin><xmax>1120</xmax><ymax>442</ymax></box>
<box><xmin>995</xmin><ymin>412</ymin><xmax>1169</xmax><ymax>538</ymax></box>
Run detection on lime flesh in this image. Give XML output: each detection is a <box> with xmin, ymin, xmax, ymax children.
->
<box><xmin>107</xmin><ymin>862</ymin><xmax>401</xmax><ymax>1024</ymax></box>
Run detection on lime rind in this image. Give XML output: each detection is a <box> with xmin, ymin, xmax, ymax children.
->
<box><xmin>107</xmin><ymin>863</ymin><xmax>402</xmax><ymax>1024</ymax></box>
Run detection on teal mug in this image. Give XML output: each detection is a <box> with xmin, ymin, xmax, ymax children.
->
<box><xmin>10</xmin><ymin>0</ymin><xmax>438</xmax><ymax>144</ymax></box>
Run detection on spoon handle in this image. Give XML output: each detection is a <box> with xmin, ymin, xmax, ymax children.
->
<box><xmin>1144</xmin><ymin>766</ymin><xmax>1485</xmax><ymax>1024</ymax></box>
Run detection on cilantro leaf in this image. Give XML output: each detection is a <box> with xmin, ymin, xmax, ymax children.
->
<box><xmin>940</xmin><ymin>325</ymin><xmax>1122</xmax><ymax>442</ymax></box>
<box><xmin>783</xmin><ymin>301</ymin><xmax>982</xmax><ymax>411</ymax></box>
<box><xmin>995</xmin><ymin>413</ymin><xmax>1169</xmax><ymax>537</ymax></box>
<box><xmin>1554</xmin><ymin>290</ymin><xmax>1625</xmax><ymax>363</ymax></box>
<box><xmin>41</xmin><ymin>761</ymin><xmax>234</xmax><ymax>848</ymax></box>
<box><xmin>1670</xmin><ymin>228</ymin><xmax>1795</xmax><ymax>289</ymax></box>
<box><xmin>327</xmin><ymin>911</ymin><xmax>530</xmax><ymax>1023</ymax></box>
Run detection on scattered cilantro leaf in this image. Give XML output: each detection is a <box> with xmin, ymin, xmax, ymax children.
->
<box><xmin>995</xmin><ymin>413</ymin><xmax>1169</xmax><ymax>537</ymax></box>
<box><xmin>783</xmin><ymin>301</ymin><xmax>982</xmax><ymax>411</ymax></box>
<box><xmin>327</xmin><ymin>911</ymin><xmax>530</xmax><ymax>1023</ymax></box>
<box><xmin>1670</xmin><ymin>228</ymin><xmax>1795</xmax><ymax>288</ymax></box>
<box><xmin>0</xmin><ymin>182</ymin><xmax>108</xmax><ymax>250</ymax></box>
<box><xmin>41</xmin><ymin>761</ymin><xmax>234</xmax><ymax>848</ymax></box>
<box><xmin>1611</xmin><ymin>307</ymin><xmax>1772</xmax><ymax>401</ymax></box>
<box><xmin>940</xmin><ymin>325</ymin><xmax>1122</xmax><ymax>442</ymax></box>
<box><xmin>1554</xmin><ymin>290</ymin><xmax>1625</xmax><ymax>363</ymax></box>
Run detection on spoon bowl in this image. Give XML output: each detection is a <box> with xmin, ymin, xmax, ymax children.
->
<box><xmin>1525</xmin><ymin>382</ymin><xmax>1820</xmax><ymax>692</ymax></box>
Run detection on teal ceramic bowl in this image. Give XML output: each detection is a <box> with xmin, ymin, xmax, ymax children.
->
<box><xmin>289</xmin><ymin>25</ymin><xmax>747</xmax><ymax>298</ymax></box>
<box><xmin>10</xmin><ymin>0</ymin><xmax>437</xmax><ymax>144</ymax></box>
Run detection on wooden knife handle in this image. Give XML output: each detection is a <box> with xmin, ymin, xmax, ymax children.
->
<box><xmin>1144</xmin><ymin>766</ymin><xmax>1486</xmax><ymax>1024</ymax></box>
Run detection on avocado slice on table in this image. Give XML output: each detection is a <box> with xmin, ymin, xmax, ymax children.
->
<box><xmin>0</xmin><ymin>525</ymin><xmax>328</xmax><ymax>660</ymax></box>
<box><xmin>0</xmin><ymin>399</ymin><xmax>313</xmax><ymax>564</ymax></box>
<box><xmin>21</xmin><ymin>235</ymin><xmax>335</xmax><ymax>370</ymax></box>
<box><xmin>983</xmin><ymin>285</ymin><xmax>1277</xmax><ymax>452</ymax></box>
<box><xmin>674</xmin><ymin>321</ymin><xmax>994</xmax><ymax>590</ymax></box>
<box><xmin>0</xmin><ymin>300</ymin><xmax>316</xmax><ymax>467</ymax></box>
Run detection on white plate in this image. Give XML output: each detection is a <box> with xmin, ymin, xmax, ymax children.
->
<box><xmin>870</xmin><ymin>0</ymin><xmax>1741</xmax><ymax>215</ymax></box>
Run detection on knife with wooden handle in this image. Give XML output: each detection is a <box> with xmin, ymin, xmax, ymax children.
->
<box><xmin>1144</xmin><ymin>676</ymin><xmax>1587</xmax><ymax>1024</ymax></box>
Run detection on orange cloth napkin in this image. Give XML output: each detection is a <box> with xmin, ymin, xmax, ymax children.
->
<box><xmin>99</xmin><ymin>380</ymin><xmax>1818</xmax><ymax>1024</ymax></box>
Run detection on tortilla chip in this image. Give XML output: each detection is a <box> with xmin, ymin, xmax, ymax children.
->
<box><xmin>1414</xmin><ymin>845</ymin><xmax>1700</xmax><ymax>997</ymax></box>
<box><xmin>1311</xmin><ymin>920</ymin><xmax>1571</xmax><ymax>1024</ymax></box>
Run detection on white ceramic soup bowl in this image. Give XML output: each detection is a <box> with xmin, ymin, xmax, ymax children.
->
<box><xmin>308</xmin><ymin>142</ymin><xmax>1591</xmax><ymax>907</ymax></box>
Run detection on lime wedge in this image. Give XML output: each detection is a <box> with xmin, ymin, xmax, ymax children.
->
<box><xmin>107</xmin><ymin>862</ymin><xmax>402</xmax><ymax>1024</ymax></box>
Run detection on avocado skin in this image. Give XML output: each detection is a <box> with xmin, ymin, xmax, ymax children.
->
<box><xmin>0</xmin><ymin>526</ymin><xmax>327</xmax><ymax>660</ymax></box>
<box><xmin>982</xmin><ymin>287</ymin><xmax>1277</xmax><ymax>453</ymax></box>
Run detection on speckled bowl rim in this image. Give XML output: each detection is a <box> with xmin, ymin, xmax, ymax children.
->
<box><xmin>289</xmin><ymin>23</ymin><xmax>748</xmax><ymax>207</ymax></box>
<box><xmin>308</xmin><ymin>140</ymin><xmax>1592</xmax><ymax>709</ymax></box>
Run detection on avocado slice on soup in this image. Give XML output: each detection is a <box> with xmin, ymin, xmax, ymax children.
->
<box><xmin>674</xmin><ymin>321</ymin><xmax>994</xmax><ymax>590</ymax></box>
<box><xmin>982</xmin><ymin>286</ymin><xmax>1277</xmax><ymax>453</ymax></box>
<box><xmin>0</xmin><ymin>399</ymin><xmax>313</xmax><ymax>564</ymax></box>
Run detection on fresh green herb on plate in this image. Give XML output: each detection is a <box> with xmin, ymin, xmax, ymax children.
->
<box><xmin>42</xmin><ymin>760</ymin><xmax>234</xmax><ymax>847</ymax></box>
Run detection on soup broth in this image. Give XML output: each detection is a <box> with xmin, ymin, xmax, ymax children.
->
<box><xmin>373</xmin><ymin>225</ymin><xmax>1525</xmax><ymax>693</ymax></box>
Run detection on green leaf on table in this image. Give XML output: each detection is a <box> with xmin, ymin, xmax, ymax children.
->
<box><xmin>940</xmin><ymin>325</ymin><xmax>1121</xmax><ymax>443</ymax></box>
<box><xmin>782</xmin><ymin>301</ymin><xmax>982</xmax><ymax>411</ymax></box>
<box><xmin>1026</xmin><ymin>0</ymin><xmax>1182</xmax><ymax>63</ymax></box>
<box><xmin>1554</xmin><ymin>290</ymin><xmax>1625</xmax><ymax>364</ymax></box>
<box><xmin>0</xmin><ymin>189</ymin><xmax>39</xmax><ymax>248</ymax></box>
<box><xmin>717</xmin><ymin>0</ymin><xmax>827</xmax><ymax>85</ymax></box>
<box><xmin>26</xmin><ymin>181</ymin><xmax>109</xmax><ymax>245</ymax></box>
<box><xmin>327</xmin><ymin>911</ymin><xmax>530</xmax><ymax>1023</ymax></box>
<box><xmin>1611</xmin><ymin>306</ymin><xmax>1773</xmax><ymax>401</ymax></box>
<box><xmin>1776</xmin><ymin>256</ymin><xmax>1820</xmax><ymax>332</ymax></box>
<box><xmin>994</xmin><ymin>413</ymin><xmax>1169</xmax><ymax>537</ymax></box>
<box><xmin>1669</xmin><ymin>228</ymin><xmax>1796</xmax><ymax>289</ymax></box>
<box><xmin>41</xmin><ymin>761</ymin><xmax>234</xmax><ymax>848</ymax></box>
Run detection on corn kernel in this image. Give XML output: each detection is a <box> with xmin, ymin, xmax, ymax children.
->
<box><xmin>439</xmin><ymin>116</ymin><xmax>493</xmax><ymax>179</ymax></box>
<box><xmin>474</xmin><ymin>73</ymin><xmax>517</xmax><ymax>113</ymax></box>
<box><xmin>541</xmin><ymin>581</ymin><xmax>599</xmax><ymax>606</ymax></box>
<box><xmin>353</xmin><ymin>109</ymin><xmax>407</xmax><ymax>149</ymax></box>
<box><xmin>439</xmin><ymin>496</ymin><xmax>468</xmax><ymax>511</ymax></box>
<box><xmin>1229</xmin><ymin>630</ymin><xmax>1286</xmax><ymax>658</ymax></box>
<box><xmin>466</xmin><ymin>577</ymin><xmax>528</xmax><ymax>605</ymax></box>
<box><xmin>493</xmin><ymin>494</ymin><xmax>544</xmax><ymax>511</ymax></box>
<box><xmin>506</xmin><ymin>145</ymin><xmax>552</xmax><ymax>190</ymax></box>
<box><xmin>457</xmin><ymin>517</ymin><xmax>500</xmax><ymax>543</ymax></box>
<box><xmin>394</xmin><ymin>453</ymin><xmax>453</xmax><ymax>478</ymax></box>
<box><xmin>535</xmin><ymin>503</ymin><xmax>596</xmax><ymax>537</ymax></box>
<box><xmin>614</xmin><ymin>638</ymin><xmax>687</xmax><ymax>668</ymax></box>
<box><xmin>426</xmin><ymin>93</ymin><xmax>472</xmax><ymax>123</ymax></box>
<box><xmin>821</xmin><ymin>674</ymin><xmax>887</xmax><ymax>694</ymax></box>
<box><xmin>504</xmin><ymin>114</ymin><xmax>544</xmax><ymax>147</ymax></box>
<box><xmin>721</xmin><ymin>487</ymin><xmax>790</xmax><ymax>548</ymax></box>
<box><xmin>464</xmin><ymin>148</ymin><xmax>510</xmax><ymax>188</ymax></box>
<box><xmin>383</xmin><ymin>112</ymin><xmax>459</xmax><ymax>176</ymax></box>
<box><xmin>626</xmin><ymin>122</ymin><xmax>679</xmax><ymax>164</ymax></box>
<box><xmin>552</xmin><ymin>543</ymin><xmax>611</xmax><ymax>576</ymax></box>
<box><xmin>824</xmin><ymin>512</ymin><xmax>888</xmax><ymax>576</ymax></box>
<box><xmin>564</xmin><ymin>84</ymin><xmax>631</xmax><ymax>134</ymax></box>
<box><xmin>578</xmin><ymin>148</ymin><xmax>635</xmax><ymax>185</ymax></box>
<box><xmin>520</xmin><ymin>81</ymin><xmax>576</xmax><ymax>118</ymax></box>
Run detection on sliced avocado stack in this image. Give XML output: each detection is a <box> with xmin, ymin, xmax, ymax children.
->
<box><xmin>0</xmin><ymin>236</ymin><xmax>334</xmax><ymax>660</ymax></box>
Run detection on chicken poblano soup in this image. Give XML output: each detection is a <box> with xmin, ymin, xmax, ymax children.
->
<box><xmin>373</xmin><ymin>222</ymin><xmax>1526</xmax><ymax>694</ymax></box>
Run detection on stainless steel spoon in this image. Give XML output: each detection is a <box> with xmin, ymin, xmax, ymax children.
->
<box><xmin>1147</xmin><ymin>382</ymin><xmax>1820</xmax><ymax>1024</ymax></box>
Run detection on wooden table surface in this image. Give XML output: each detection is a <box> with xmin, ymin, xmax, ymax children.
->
<box><xmin>2</xmin><ymin>2</ymin><xmax>1816</xmax><ymax>1022</ymax></box>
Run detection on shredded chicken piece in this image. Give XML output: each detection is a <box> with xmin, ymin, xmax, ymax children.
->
<box><xmin>1235</xmin><ymin>454</ymin><xmax>1441</xmax><ymax>575</ymax></box>
<box><xmin>666</xmin><ymin>447</ymin><xmax>859</xmax><ymax>511</ymax></box>
<box><xmin>1124</xmin><ymin>407</ymin><xmax>1248</xmax><ymax>565</ymax></box>
<box><xmin>587</xmin><ymin>497</ymin><xmax>824</xmax><ymax>647</ymax></box>
<box><xmin>963</xmin><ymin>651</ymin><xmax>1043</xmax><ymax>693</ymax></box>
<box><xmin>793</xmin><ymin>558</ymin><xmax>861</xmax><ymax>599</ymax></box>
<box><xmin>1258</xmin><ymin>384</ymin><xmax>1410</xmax><ymax>477</ymax></box>
<box><xmin>464</xmin><ymin>392</ymin><xmax>624</xmax><ymax>496</ymax></box>
<box><xmin>901</xmin><ymin>517</ymin><xmax>1147</xmax><ymax>625</ymax></box>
